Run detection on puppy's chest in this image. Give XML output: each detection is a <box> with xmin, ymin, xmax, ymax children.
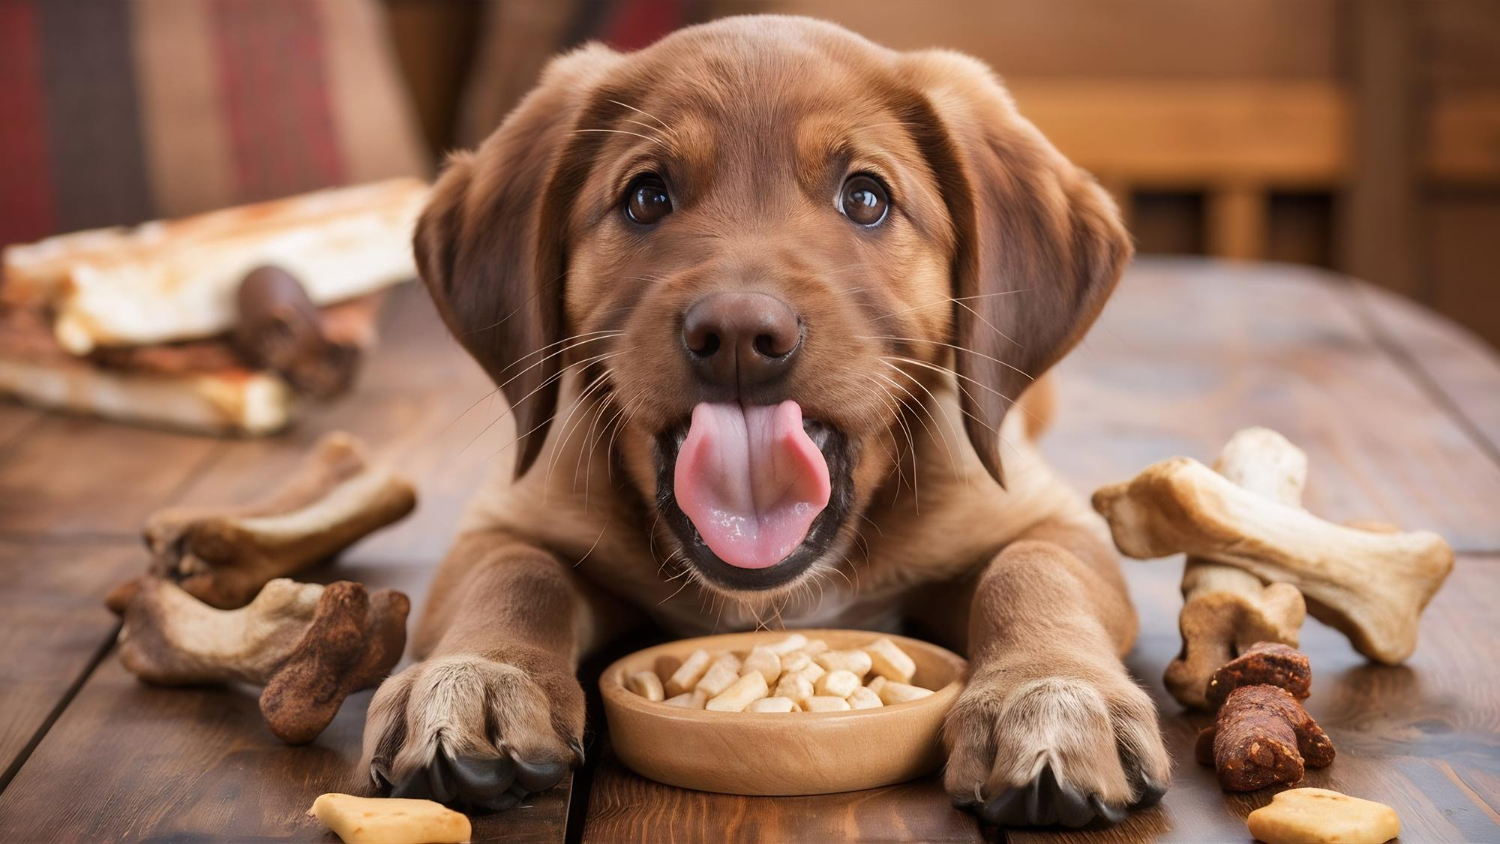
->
<box><xmin>648</xmin><ymin>579</ymin><xmax>905</xmax><ymax>638</ymax></box>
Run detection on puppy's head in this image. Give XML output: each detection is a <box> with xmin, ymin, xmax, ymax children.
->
<box><xmin>416</xmin><ymin>17</ymin><xmax>1128</xmax><ymax>597</ymax></box>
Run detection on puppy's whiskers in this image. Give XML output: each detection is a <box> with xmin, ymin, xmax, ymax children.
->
<box><xmin>570</xmin><ymin>128</ymin><xmax>671</xmax><ymax>150</ymax></box>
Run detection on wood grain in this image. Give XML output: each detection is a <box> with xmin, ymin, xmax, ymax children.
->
<box><xmin>1044</xmin><ymin>259</ymin><xmax>1500</xmax><ymax>553</ymax></box>
<box><xmin>0</xmin><ymin>417</ymin><xmax>221</xmax><ymax>538</ymax></box>
<box><xmin>0</xmin><ymin>405</ymin><xmax>41</xmax><ymax>454</ymax></box>
<box><xmin>583</xmin><ymin>750</ymin><xmax>982</xmax><ymax>843</ymax></box>
<box><xmin>0</xmin><ymin>541</ymin><xmax>141</xmax><ymax>785</ymax></box>
<box><xmin>1351</xmin><ymin>275</ymin><xmax>1500</xmax><ymax>459</ymax></box>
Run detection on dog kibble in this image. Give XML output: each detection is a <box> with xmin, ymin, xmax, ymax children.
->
<box><xmin>747</xmin><ymin>696</ymin><xmax>798</xmax><ymax>713</ymax></box>
<box><xmin>876</xmin><ymin>681</ymin><xmax>934</xmax><ymax>704</ymax></box>
<box><xmin>666</xmin><ymin>648</ymin><xmax>712</xmax><ymax>697</ymax></box>
<box><xmin>705</xmin><ymin>672</ymin><xmax>769</xmax><ymax>711</ymax></box>
<box><xmin>815</xmin><ymin>649</ymin><xmax>873</xmax><ymax>678</ymax></box>
<box><xmin>696</xmin><ymin>654</ymin><xmax>743</xmax><ymax>698</ymax></box>
<box><xmin>627</xmin><ymin>670</ymin><xmax>664</xmax><ymax>702</ymax></box>
<box><xmin>864</xmin><ymin>637</ymin><xmax>916</xmax><ymax>683</ymax></box>
<box><xmin>625</xmin><ymin>635</ymin><xmax>936</xmax><ymax>716</ymax></box>
<box><xmin>815</xmin><ymin>669</ymin><xmax>860</xmax><ymax>698</ymax></box>
<box><xmin>741</xmin><ymin>646</ymin><xmax>782</xmax><ymax>685</ymax></box>
<box><xmin>803</xmin><ymin>695</ymin><xmax>852</xmax><ymax>712</ymax></box>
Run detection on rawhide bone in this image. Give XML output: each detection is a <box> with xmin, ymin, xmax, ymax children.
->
<box><xmin>1092</xmin><ymin>427</ymin><xmax>1454</xmax><ymax>665</ymax></box>
<box><xmin>119</xmin><ymin>577</ymin><xmax>409</xmax><ymax>744</ymax></box>
<box><xmin>1164</xmin><ymin>428</ymin><xmax>1308</xmax><ymax>708</ymax></box>
<box><xmin>1195</xmin><ymin>643</ymin><xmax>1334</xmax><ymax>791</ymax></box>
<box><xmin>107</xmin><ymin>432</ymin><xmax>415</xmax><ymax>613</ymax></box>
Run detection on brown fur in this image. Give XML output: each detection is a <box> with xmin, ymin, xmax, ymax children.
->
<box><xmin>363</xmin><ymin>16</ymin><xmax>1169</xmax><ymax>818</ymax></box>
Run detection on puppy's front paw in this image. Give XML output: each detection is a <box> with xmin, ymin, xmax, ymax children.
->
<box><xmin>943</xmin><ymin>670</ymin><xmax>1170</xmax><ymax>828</ymax></box>
<box><xmin>361</xmin><ymin>652</ymin><xmax>584</xmax><ymax>812</ymax></box>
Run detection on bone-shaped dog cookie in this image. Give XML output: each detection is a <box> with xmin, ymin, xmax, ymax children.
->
<box><xmin>1093</xmin><ymin>428</ymin><xmax>1454</xmax><ymax>665</ymax></box>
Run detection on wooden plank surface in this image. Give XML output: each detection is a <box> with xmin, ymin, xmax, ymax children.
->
<box><xmin>1</xmin><ymin>259</ymin><xmax>1498</xmax><ymax>842</ymax></box>
<box><xmin>1350</xmin><ymin>280</ymin><xmax>1500</xmax><ymax>460</ymax></box>
<box><xmin>0</xmin><ymin>541</ymin><xmax>141</xmax><ymax>786</ymax></box>
<box><xmin>582</xmin><ymin>753</ymin><xmax>982</xmax><ymax>843</ymax></box>
<box><xmin>1044</xmin><ymin>259</ymin><xmax>1500</xmax><ymax>553</ymax></box>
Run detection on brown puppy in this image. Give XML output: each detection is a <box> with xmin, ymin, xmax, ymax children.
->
<box><xmin>362</xmin><ymin>16</ymin><xmax>1170</xmax><ymax>827</ymax></box>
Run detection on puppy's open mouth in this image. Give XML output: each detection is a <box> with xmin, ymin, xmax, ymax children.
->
<box><xmin>655</xmin><ymin>401</ymin><xmax>854</xmax><ymax>591</ymax></box>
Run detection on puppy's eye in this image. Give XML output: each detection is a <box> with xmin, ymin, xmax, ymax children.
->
<box><xmin>625</xmin><ymin>174</ymin><xmax>672</xmax><ymax>225</ymax></box>
<box><xmin>839</xmin><ymin>174</ymin><xmax>889</xmax><ymax>227</ymax></box>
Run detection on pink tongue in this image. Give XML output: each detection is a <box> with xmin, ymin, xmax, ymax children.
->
<box><xmin>674</xmin><ymin>401</ymin><xmax>831</xmax><ymax>569</ymax></box>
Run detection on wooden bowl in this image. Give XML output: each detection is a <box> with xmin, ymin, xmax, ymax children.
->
<box><xmin>599</xmin><ymin>629</ymin><xmax>968</xmax><ymax>796</ymax></box>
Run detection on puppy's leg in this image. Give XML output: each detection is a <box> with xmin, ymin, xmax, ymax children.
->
<box><xmin>941</xmin><ymin>515</ymin><xmax>1170</xmax><ymax>828</ymax></box>
<box><xmin>361</xmin><ymin>529</ymin><xmax>631</xmax><ymax>811</ymax></box>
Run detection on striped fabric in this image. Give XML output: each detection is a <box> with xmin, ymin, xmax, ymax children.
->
<box><xmin>457</xmin><ymin>0</ymin><xmax>697</xmax><ymax>148</ymax></box>
<box><xmin>0</xmin><ymin>0</ymin><xmax>427</xmax><ymax>250</ymax></box>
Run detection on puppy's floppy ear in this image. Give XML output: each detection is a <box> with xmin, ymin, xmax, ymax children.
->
<box><xmin>900</xmin><ymin>51</ymin><xmax>1131</xmax><ymax>486</ymax></box>
<box><xmin>414</xmin><ymin>45</ymin><xmax>621</xmax><ymax>477</ymax></box>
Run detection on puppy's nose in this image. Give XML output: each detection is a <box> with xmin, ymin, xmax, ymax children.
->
<box><xmin>682</xmin><ymin>292</ymin><xmax>802</xmax><ymax>387</ymax></box>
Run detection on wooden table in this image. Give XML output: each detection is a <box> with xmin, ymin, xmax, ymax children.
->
<box><xmin>1</xmin><ymin>258</ymin><xmax>1497</xmax><ymax>842</ymax></box>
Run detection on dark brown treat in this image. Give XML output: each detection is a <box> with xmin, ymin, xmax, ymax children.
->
<box><xmin>260</xmin><ymin>582</ymin><xmax>409</xmax><ymax>745</ymax></box>
<box><xmin>1199</xmin><ymin>684</ymin><xmax>1335</xmax><ymax>791</ymax></box>
<box><xmin>1205</xmin><ymin>641</ymin><xmax>1312</xmax><ymax>709</ymax></box>
<box><xmin>235</xmin><ymin>265</ymin><xmax>361</xmax><ymax>398</ymax></box>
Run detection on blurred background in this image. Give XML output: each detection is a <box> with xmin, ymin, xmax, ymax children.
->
<box><xmin>4</xmin><ymin>0</ymin><xmax>1498</xmax><ymax>347</ymax></box>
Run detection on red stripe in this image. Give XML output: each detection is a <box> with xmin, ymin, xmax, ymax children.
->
<box><xmin>0</xmin><ymin>0</ymin><xmax>56</xmax><ymax>245</ymax></box>
<box><xmin>209</xmin><ymin>0</ymin><xmax>344</xmax><ymax>202</ymax></box>
<box><xmin>602</xmin><ymin>0</ymin><xmax>685</xmax><ymax>50</ymax></box>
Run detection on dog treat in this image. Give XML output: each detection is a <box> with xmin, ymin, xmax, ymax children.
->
<box><xmin>665</xmin><ymin>648</ymin><xmax>712</xmax><ymax>696</ymax></box>
<box><xmin>802</xmin><ymin>638</ymin><xmax>829</xmax><ymax>655</ymax></box>
<box><xmin>119</xmin><ymin>577</ymin><xmax>407</xmax><ymax>744</ymax></box>
<box><xmin>815</xmin><ymin>669</ymin><xmax>861</xmax><ymax>698</ymax></box>
<box><xmin>864</xmin><ymin>637</ymin><xmax>917</xmax><ymax>683</ymax></box>
<box><xmin>803</xmin><ymin>695</ymin><xmax>852</xmax><ymax>712</ymax></box>
<box><xmin>1246</xmin><ymin>787</ymin><xmax>1400</xmax><ymax>844</ymax></box>
<box><xmin>627</xmin><ymin>670</ymin><xmax>665</xmax><ymax>702</ymax></box>
<box><xmin>876</xmin><ymin>681</ymin><xmax>935</xmax><ymax>705</ymax></box>
<box><xmin>1197</xmin><ymin>685</ymin><xmax>1334</xmax><ymax>791</ymax></box>
<box><xmin>309</xmin><ymin>793</ymin><xmax>471</xmax><ymax>844</ymax></box>
<box><xmin>235</xmin><ymin>266</ymin><xmax>362</xmax><ymax>399</ymax></box>
<box><xmin>108</xmin><ymin>432</ymin><xmax>416</xmax><ymax>613</ymax></box>
<box><xmin>705</xmin><ymin>672</ymin><xmax>769</xmax><ymax>712</ymax></box>
<box><xmin>696</xmin><ymin>653</ymin><xmax>744</xmax><ymax>698</ymax></box>
<box><xmin>741</xmin><ymin>645</ymin><xmax>782</xmax><ymax>685</ymax></box>
<box><xmin>815</xmin><ymin>649</ymin><xmax>873</xmax><ymax>678</ymax></box>
<box><xmin>774</xmin><ymin>672</ymin><xmax>816</xmax><ymax>704</ymax></box>
<box><xmin>664</xmin><ymin>689</ymin><xmax>708</xmax><ymax>709</ymax></box>
<box><xmin>1164</xmin><ymin>428</ymin><xmax>1309</xmax><ymax>709</ymax></box>
<box><xmin>1092</xmin><ymin>427</ymin><xmax>1454</xmax><ymax>665</ymax></box>
<box><xmin>1205</xmin><ymin>642</ymin><xmax>1312</xmax><ymax>710</ymax></box>
<box><xmin>765</xmin><ymin>633</ymin><xmax>808</xmax><ymax>654</ymax></box>
<box><xmin>625</xmin><ymin>635</ymin><xmax>934</xmax><ymax>715</ymax></box>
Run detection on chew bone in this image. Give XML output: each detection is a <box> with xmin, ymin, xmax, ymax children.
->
<box><xmin>108</xmin><ymin>432</ymin><xmax>416</xmax><ymax>612</ymax></box>
<box><xmin>1165</xmin><ymin>428</ymin><xmax>1308</xmax><ymax>708</ymax></box>
<box><xmin>119</xmin><ymin>577</ymin><xmax>408</xmax><ymax>744</ymax></box>
<box><xmin>1092</xmin><ymin>428</ymin><xmax>1454</xmax><ymax>664</ymax></box>
<box><xmin>1196</xmin><ymin>685</ymin><xmax>1334</xmax><ymax>791</ymax></box>
<box><xmin>1205</xmin><ymin>642</ymin><xmax>1312</xmax><ymax>709</ymax></box>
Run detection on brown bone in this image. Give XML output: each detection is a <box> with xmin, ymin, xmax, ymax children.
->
<box><xmin>118</xmin><ymin>577</ymin><xmax>409</xmax><ymax>744</ymax></box>
<box><xmin>108</xmin><ymin>432</ymin><xmax>415</xmax><ymax>612</ymax></box>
